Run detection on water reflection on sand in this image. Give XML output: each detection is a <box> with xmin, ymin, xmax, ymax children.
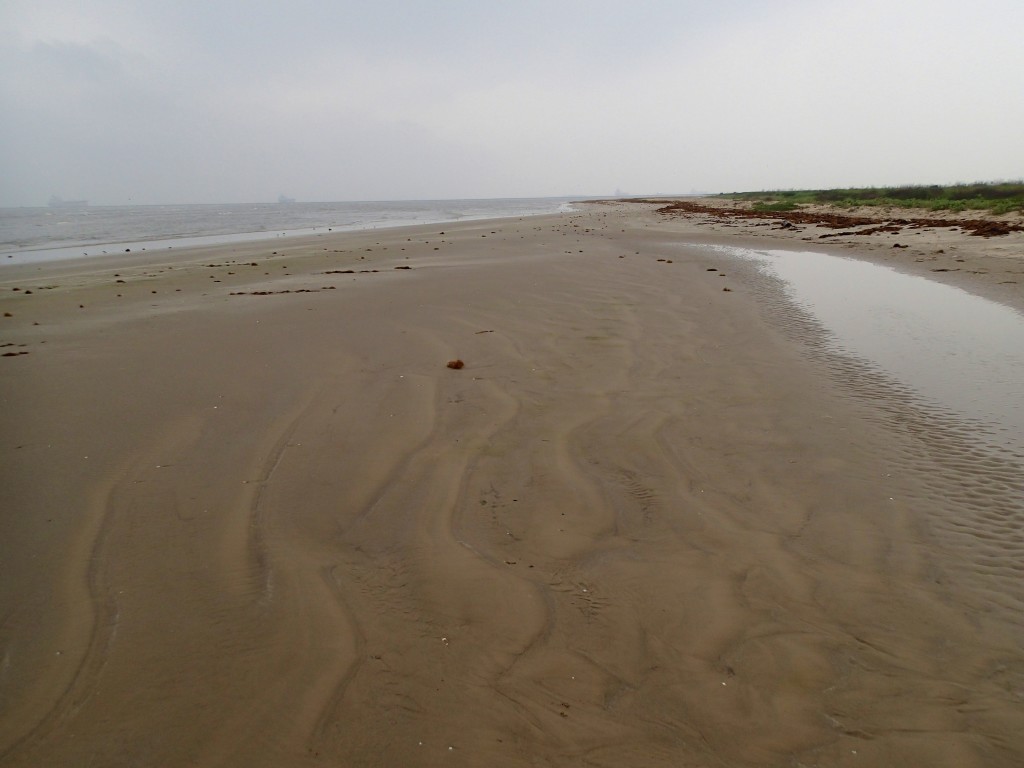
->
<box><xmin>720</xmin><ymin>246</ymin><xmax>1024</xmax><ymax>455</ymax></box>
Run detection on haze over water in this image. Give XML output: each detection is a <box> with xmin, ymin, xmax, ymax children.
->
<box><xmin>3</xmin><ymin>1</ymin><xmax>1021</xmax><ymax>206</ymax></box>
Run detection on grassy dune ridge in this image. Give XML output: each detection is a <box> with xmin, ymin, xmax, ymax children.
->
<box><xmin>721</xmin><ymin>181</ymin><xmax>1024</xmax><ymax>214</ymax></box>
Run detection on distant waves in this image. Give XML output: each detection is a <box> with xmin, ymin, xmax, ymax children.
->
<box><xmin>0</xmin><ymin>198</ymin><xmax>576</xmax><ymax>264</ymax></box>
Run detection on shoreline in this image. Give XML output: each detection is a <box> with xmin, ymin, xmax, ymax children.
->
<box><xmin>1</xmin><ymin>207</ymin><xmax>1021</xmax><ymax>766</ymax></box>
<box><xmin>0</xmin><ymin>198</ymin><xmax>580</xmax><ymax>266</ymax></box>
<box><xmin>593</xmin><ymin>196</ymin><xmax>1024</xmax><ymax>313</ymax></box>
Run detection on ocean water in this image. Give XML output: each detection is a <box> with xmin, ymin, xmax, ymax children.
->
<box><xmin>0</xmin><ymin>198</ymin><xmax>578</xmax><ymax>265</ymax></box>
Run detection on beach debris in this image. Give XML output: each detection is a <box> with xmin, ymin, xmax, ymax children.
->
<box><xmin>446</xmin><ymin>359</ymin><xmax>465</xmax><ymax>370</ymax></box>
<box><xmin>230</xmin><ymin>288</ymin><xmax>333</xmax><ymax>296</ymax></box>
<box><xmin>652</xmin><ymin>199</ymin><xmax>1024</xmax><ymax>237</ymax></box>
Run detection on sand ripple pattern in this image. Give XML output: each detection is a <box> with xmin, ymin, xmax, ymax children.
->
<box><xmin>728</xmin><ymin>253</ymin><xmax>1024</xmax><ymax>622</ymax></box>
<box><xmin>1</xmin><ymin>210</ymin><xmax>1022</xmax><ymax>766</ymax></box>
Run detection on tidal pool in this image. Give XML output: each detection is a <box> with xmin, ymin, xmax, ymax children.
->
<box><xmin>718</xmin><ymin>246</ymin><xmax>1024</xmax><ymax>455</ymax></box>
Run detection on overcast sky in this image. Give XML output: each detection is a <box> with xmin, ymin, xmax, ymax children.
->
<box><xmin>1</xmin><ymin>0</ymin><xmax>1022</xmax><ymax>206</ymax></box>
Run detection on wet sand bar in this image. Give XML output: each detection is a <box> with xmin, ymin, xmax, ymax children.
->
<box><xmin>1</xmin><ymin>205</ymin><xmax>1021</xmax><ymax>766</ymax></box>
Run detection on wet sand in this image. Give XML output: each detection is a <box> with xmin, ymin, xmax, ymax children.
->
<box><xmin>1</xmin><ymin>206</ymin><xmax>1022</xmax><ymax>766</ymax></box>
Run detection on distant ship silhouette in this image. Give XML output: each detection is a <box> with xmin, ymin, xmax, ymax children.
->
<box><xmin>277</xmin><ymin>194</ymin><xmax>296</xmax><ymax>204</ymax></box>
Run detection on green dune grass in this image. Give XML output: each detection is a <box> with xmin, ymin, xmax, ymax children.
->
<box><xmin>721</xmin><ymin>182</ymin><xmax>1024</xmax><ymax>215</ymax></box>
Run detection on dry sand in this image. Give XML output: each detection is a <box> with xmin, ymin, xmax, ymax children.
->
<box><xmin>0</xmin><ymin>204</ymin><xmax>1022</xmax><ymax>767</ymax></box>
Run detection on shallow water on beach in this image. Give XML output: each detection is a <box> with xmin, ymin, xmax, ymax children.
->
<box><xmin>718</xmin><ymin>246</ymin><xmax>1024</xmax><ymax>455</ymax></box>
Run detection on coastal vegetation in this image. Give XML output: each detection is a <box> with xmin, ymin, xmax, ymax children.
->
<box><xmin>722</xmin><ymin>181</ymin><xmax>1024</xmax><ymax>215</ymax></box>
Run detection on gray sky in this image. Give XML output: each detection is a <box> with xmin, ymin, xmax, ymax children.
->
<box><xmin>2</xmin><ymin>0</ymin><xmax>1022</xmax><ymax>206</ymax></box>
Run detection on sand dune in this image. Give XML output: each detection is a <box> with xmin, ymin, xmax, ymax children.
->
<box><xmin>1</xmin><ymin>207</ymin><xmax>1021</xmax><ymax>766</ymax></box>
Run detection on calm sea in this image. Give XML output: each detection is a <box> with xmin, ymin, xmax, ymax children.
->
<box><xmin>0</xmin><ymin>198</ymin><xmax>578</xmax><ymax>265</ymax></box>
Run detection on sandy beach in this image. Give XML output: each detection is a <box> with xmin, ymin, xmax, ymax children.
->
<box><xmin>1</xmin><ymin>202</ymin><xmax>1022</xmax><ymax>766</ymax></box>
